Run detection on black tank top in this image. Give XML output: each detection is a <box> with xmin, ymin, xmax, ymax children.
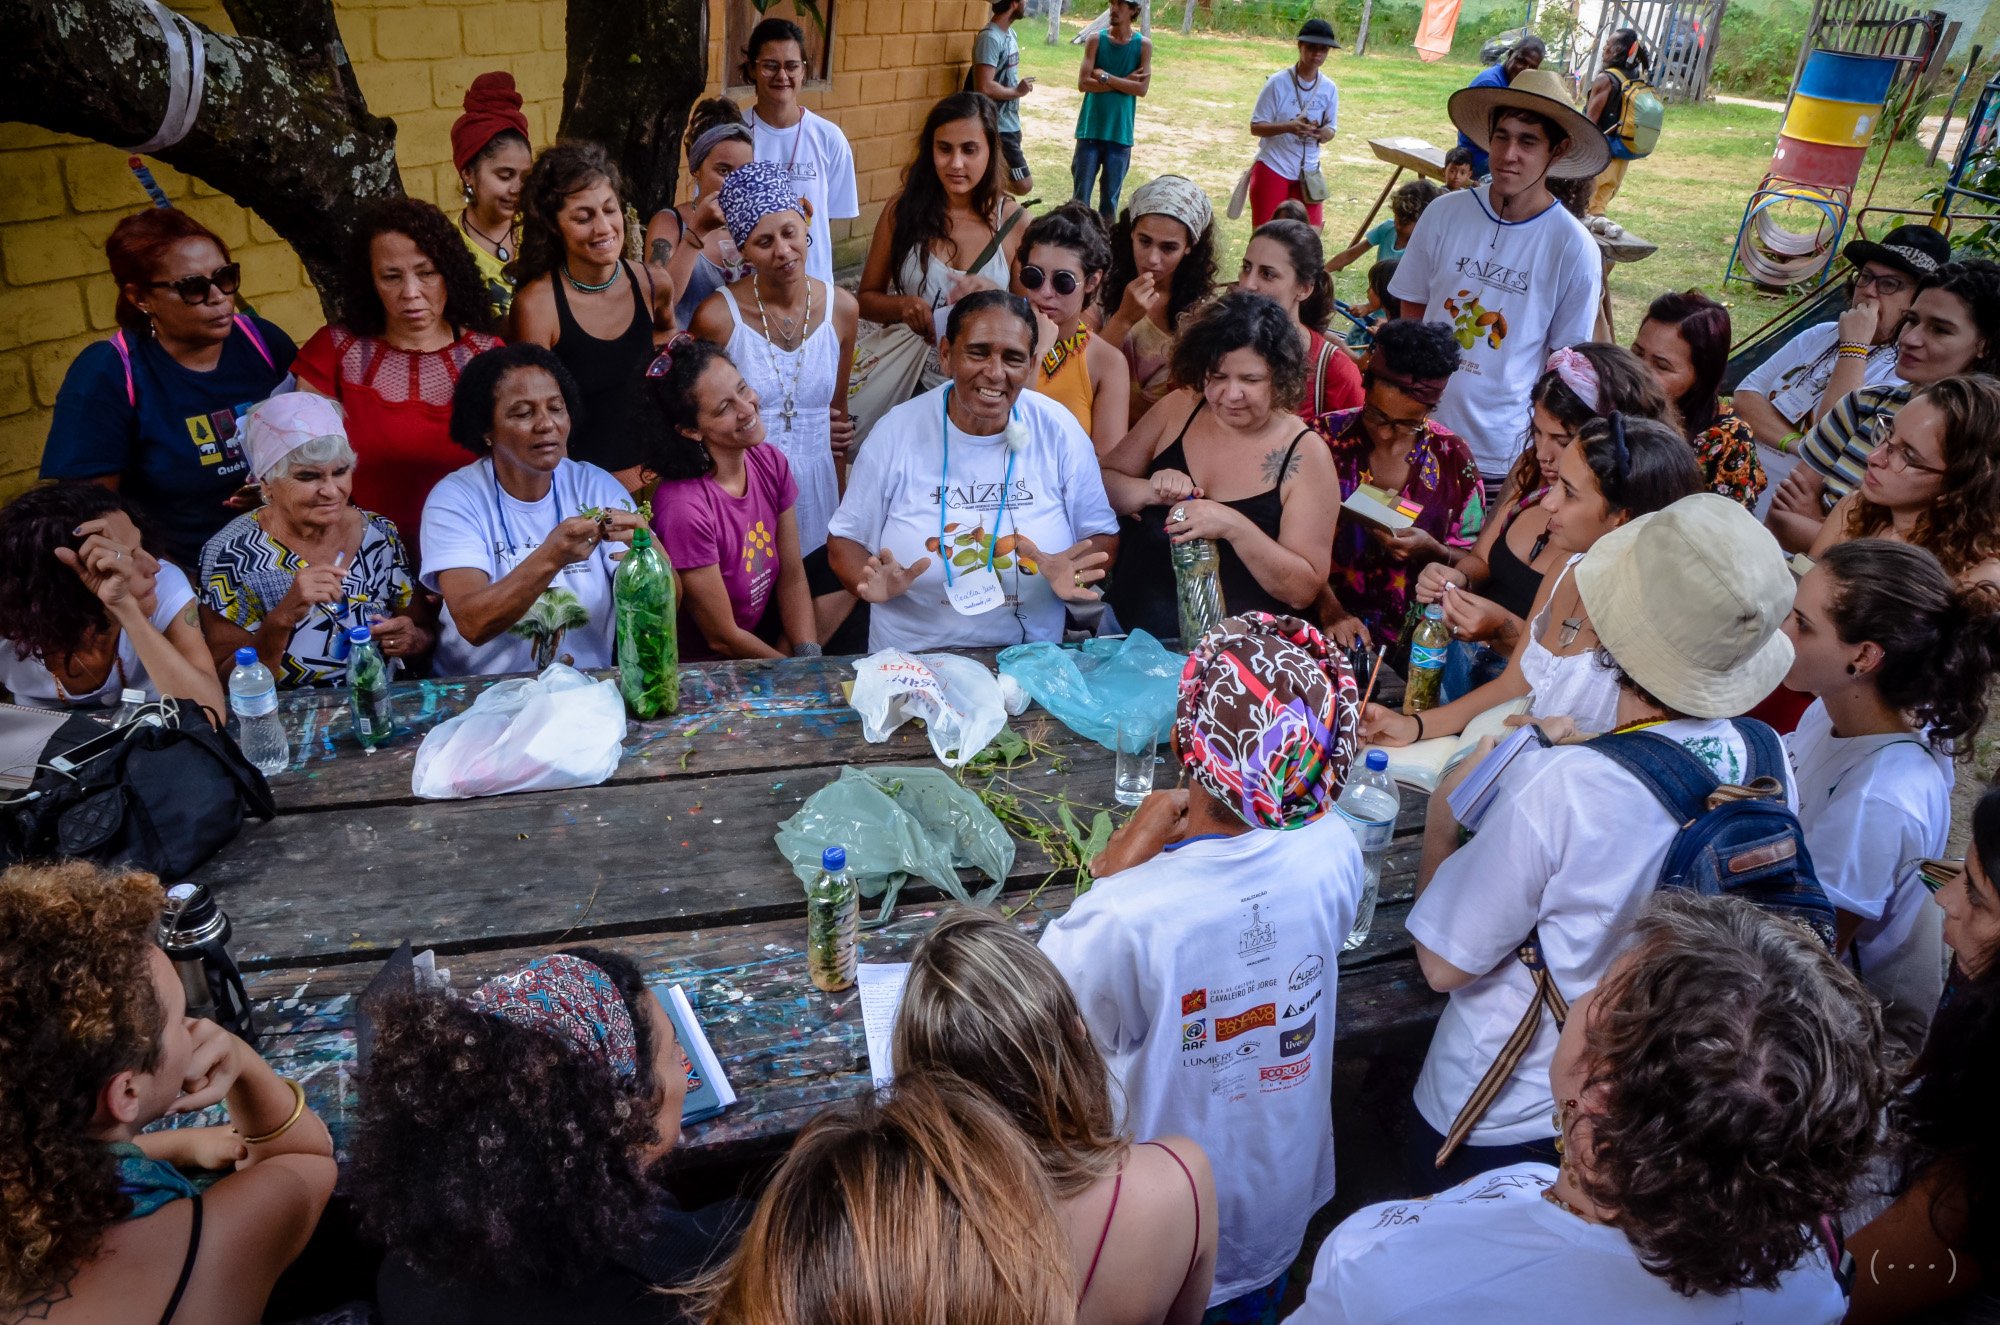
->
<box><xmin>1484</xmin><ymin>501</ymin><xmax>1549</xmax><ymax>621</ymax></box>
<box><xmin>549</xmin><ymin>260</ymin><xmax>652</xmax><ymax>473</ymax></box>
<box><xmin>1108</xmin><ymin>401</ymin><xmax>1309</xmax><ymax>640</ymax></box>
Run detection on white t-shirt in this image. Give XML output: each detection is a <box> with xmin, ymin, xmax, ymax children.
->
<box><xmin>749</xmin><ymin>108</ymin><xmax>859</xmax><ymax>286</ymax></box>
<box><xmin>828</xmin><ymin>384</ymin><xmax>1118</xmax><ymax>653</ymax></box>
<box><xmin>419</xmin><ymin>458</ymin><xmax>631</xmax><ymax>677</ymax></box>
<box><xmin>1252</xmin><ymin>68</ymin><xmax>1339</xmax><ymax>180</ymax></box>
<box><xmin>1040</xmin><ymin>813</ymin><xmax>1366</xmax><ymax>1304</ymax></box>
<box><xmin>1786</xmin><ymin>699</ymin><xmax>1950</xmax><ymax>1039</ymax></box>
<box><xmin>1388</xmin><ymin>186</ymin><xmax>1602</xmax><ymax>477</ymax></box>
<box><xmin>0</xmin><ymin>563</ymin><xmax>197</xmax><ymax>709</ymax></box>
<box><xmin>1285</xmin><ymin>1163</ymin><xmax>1846</xmax><ymax>1325</ymax></box>
<box><xmin>1736</xmin><ymin>321</ymin><xmax>1905</xmax><ymax>431</ymax></box>
<box><xmin>1410</xmin><ymin>720</ymin><xmax>1796</xmax><ymax>1145</ymax></box>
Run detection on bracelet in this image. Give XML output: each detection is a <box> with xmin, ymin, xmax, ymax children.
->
<box><xmin>1776</xmin><ymin>430</ymin><xmax>1803</xmax><ymax>456</ymax></box>
<box><xmin>1413</xmin><ymin>713</ymin><xmax>1426</xmax><ymax>741</ymax></box>
<box><xmin>241</xmin><ymin>1077</ymin><xmax>306</xmax><ymax>1146</ymax></box>
<box><xmin>1836</xmin><ymin>341</ymin><xmax>1871</xmax><ymax>359</ymax></box>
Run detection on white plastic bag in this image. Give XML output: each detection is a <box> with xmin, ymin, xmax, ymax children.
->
<box><xmin>849</xmin><ymin>650</ymin><xmax>1007</xmax><ymax>768</ymax></box>
<box><xmin>411</xmin><ymin>664</ymin><xmax>627</xmax><ymax>800</ymax></box>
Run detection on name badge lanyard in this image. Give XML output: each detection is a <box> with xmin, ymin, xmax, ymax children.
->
<box><xmin>490</xmin><ymin>459</ymin><xmax>567</xmax><ymax>571</ymax></box>
<box><xmin>938</xmin><ymin>386</ymin><xmax>1018</xmax><ymax>588</ymax></box>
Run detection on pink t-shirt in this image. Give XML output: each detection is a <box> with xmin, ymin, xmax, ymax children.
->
<box><xmin>651</xmin><ymin>443</ymin><xmax>798</xmax><ymax>659</ymax></box>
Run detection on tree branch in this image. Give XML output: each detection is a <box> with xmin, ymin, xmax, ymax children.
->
<box><xmin>560</xmin><ymin>0</ymin><xmax>709</xmax><ymax>216</ymax></box>
<box><xmin>218</xmin><ymin>0</ymin><xmax>370</xmax><ymax>112</ymax></box>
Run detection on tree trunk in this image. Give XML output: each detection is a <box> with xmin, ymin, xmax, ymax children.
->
<box><xmin>1357</xmin><ymin>0</ymin><xmax>1377</xmax><ymax>54</ymax></box>
<box><xmin>559</xmin><ymin>0</ymin><xmax>710</xmax><ymax>217</ymax></box>
<box><xmin>0</xmin><ymin>0</ymin><xmax>401</xmax><ymax>314</ymax></box>
<box><xmin>1046</xmin><ymin>0</ymin><xmax>1063</xmax><ymax>45</ymax></box>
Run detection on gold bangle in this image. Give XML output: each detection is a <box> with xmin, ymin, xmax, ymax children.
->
<box><xmin>241</xmin><ymin>1077</ymin><xmax>306</xmax><ymax>1146</ymax></box>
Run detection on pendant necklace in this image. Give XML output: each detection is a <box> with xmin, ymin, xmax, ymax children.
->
<box><xmin>460</xmin><ymin>211</ymin><xmax>512</xmax><ymax>263</ymax></box>
<box><xmin>563</xmin><ymin>261</ymin><xmax>619</xmax><ymax>294</ymax></box>
<box><xmin>752</xmin><ymin>275</ymin><xmax>812</xmax><ymax>434</ymax></box>
<box><xmin>1559</xmin><ymin>615</ymin><xmax>1587</xmax><ymax>647</ymax></box>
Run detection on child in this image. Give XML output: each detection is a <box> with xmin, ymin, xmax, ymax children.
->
<box><xmin>1327</xmin><ymin>178</ymin><xmax>1439</xmax><ymax>272</ymax></box>
<box><xmin>1443</xmin><ymin>145</ymin><xmax>1476</xmax><ymax>191</ymax></box>
<box><xmin>1345</xmin><ymin>257</ymin><xmax>1398</xmax><ymax>350</ymax></box>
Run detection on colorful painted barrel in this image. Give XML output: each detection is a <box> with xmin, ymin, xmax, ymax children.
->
<box><xmin>1784</xmin><ymin>94</ymin><xmax>1884</xmax><ymax>147</ymax></box>
<box><xmin>1770</xmin><ymin>135</ymin><xmax>1870</xmax><ymax>190</ymax></box>
<box><xmin>1795</xmin><ymin>49</ymin><xmax>1900</xmax><ymax>106</ymax></box>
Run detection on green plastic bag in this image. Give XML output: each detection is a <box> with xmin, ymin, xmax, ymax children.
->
<box><xmin>774</xmin><ymin>766</ymin><xmax>1016</xmax><ymax>923</ymax></box>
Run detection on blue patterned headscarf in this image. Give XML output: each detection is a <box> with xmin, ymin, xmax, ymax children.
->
<box><xmin>720</xmin><ymin>160</ymin><xmax>807</xmax><ymax>249</ymax></box>
<box><xmin>463</xmin><ymin>954</ymin><xmax>639</xmax><ymax>1078</ymax></box>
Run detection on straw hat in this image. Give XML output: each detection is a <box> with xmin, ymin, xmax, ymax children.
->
<box><xmin>1447</xmin><ymin>67</ymin><xmax>1611</xmax><ymax>180</ymax></box>
<box><xmin>1575</xmin><ymin>494</ymin><xmax>1796</xmax><ymax>719</ymax></box>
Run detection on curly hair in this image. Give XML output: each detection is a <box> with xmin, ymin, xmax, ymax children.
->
<box><xmin>0</xmin><ymin>863</ymin><xmax>166</xmax><ymax>1308</ymax></box>
<box><xmin>639</xmin><ymin>338</ymin><xmax>735</xmax><ymax>482</ymax></box>
<box><xmin>1504</xmin><ymin>342</ymin><xmax>1676</xmax><ymax>502</ymax></box>
<box><xmin>1170</xmin><ymin>289</ymin><xmax>1308</xmax><ymax>413</ymax></box>
<box><xmin>338</xmin><ymin>197</ymin><xmax>498</xmax><ymax>339</ymax></box>
<box><xmin>447</xmin><ymin>342</ymin><xmax>585</xmax><ymax>456</ymax></box>
<box><xmin>1102</xmin><ymin>205</ymin><xmax>1219</xmax><ymax>335</ymax></box>
<box><xmin>348</xmin><ymin>945</ymin><xmax>665</xmax><ymax>1292</ymax></box>
<box><xmin>1390</xmin><ymin>178</ymin><xmax>1442</xmax><ymax>228</ymax></box>
<box><xmin>1573</xmin><ymin>893</ymin><xmax>1890</xmax><ymax>1298</ymax></box>
<box><xmin>1847</xmin><ymin>374</ymin><xmax>2000</xmax><ymax>578</ymax></box>
<box><xmin>888</xmin><ymin>93</ymin><xmax>1005</xmax><ymax>289</ymax></box>
<box><xmin>894</xmin><ymin>909</ymin><xmax>1128</xmax><ymax>1198</ymax></box>
<box><xmin>0</xmin><ymin>482</ymin><xmax>147</xmax><ymax>668</ymax></box>
<box><xmin>696</xmin><ymin>1073</ymin><xmax>1074</xmax><ymax>1325</ymax></box>
<box><xmin>1368</xmin><ymin>318</ymin><xmax>1461</xmax><ymax>383</ymax></box>
<box><xmin>513</xmin><ymin>140</ymin><xmax>626</xmax><ymax>290</ymax></box>
<box><xmin>1020</xmin><ymin>200</ymin><xmax>1114</xmax><ymax>280</ymax></box>
<box><xmin>1246</xmin><ymin>219</ymin><xmax>1332</xmax><ymax>333</ymax></box>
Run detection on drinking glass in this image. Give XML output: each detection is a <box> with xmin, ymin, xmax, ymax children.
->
<box><xmin>1114</xmin><ymin>714</ymin><xmax>1156</xmax><ymax>807</ymax></box>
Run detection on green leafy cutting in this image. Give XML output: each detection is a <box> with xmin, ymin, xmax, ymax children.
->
<box><xmin>578</xmin><ymin>499</ymin><xmax>655</xmax><ymax>525</ymax></box>
<box><xmin>957</xmin><ymin>727</ymin><xmax>1120</xmax><ymax>912</ymax></box>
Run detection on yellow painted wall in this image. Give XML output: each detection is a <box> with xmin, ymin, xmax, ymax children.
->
<box><xmin>0</xmin><ymin>0</ymin><xmax>990</xmax><ymax>497</ymax></box>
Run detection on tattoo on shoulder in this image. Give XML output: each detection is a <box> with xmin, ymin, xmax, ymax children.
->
<box><xmin>649</xmin><ymin>238</ymin><xmax>672</xmax><ymax>267</ymax></box>
<box><xmin>179</xmin><ymin>602</ymin><xmax>199</xmax><ymax>628</ymax></box>
<box><xmin>1260</xmin><ymin>446</ymin><xmax>1303</xmax><ymax>486</ymax></box>
<box><xmin>6</xmin><ymin>1272</ymin><xmax>76</xmax><ymax>1322</ymax></box>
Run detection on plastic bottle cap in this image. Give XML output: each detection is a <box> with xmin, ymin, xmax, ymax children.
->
<box><xmin>347</xmin><ymin>625</ymin><xmax>373</xmax><ymax>644</ymax></box>
<box><xmin>821</xmin><ymin>845</ymin><xmax>847</xmax><ymax>872</ymax></box>
<box><xmin>234</xmin><ymin>646</ymin><xmax>257</xmax><ymax>665</ymax></box>
<box><xmin>1424</xmin><ymin>604</ymin><xmax>1445</xmax><ymax>619</ymax></box>
<box><xmin>1366</xmin><ymin>750</ymin><xmax>1389</xmax><ymax>771</ymax></box>
<box><xmin>631</xmin><ymin>528</ymin><xmax>652</xmax><ymax>549</ymax></box>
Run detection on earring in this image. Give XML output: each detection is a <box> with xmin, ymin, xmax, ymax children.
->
<box><xmin>1848</xmin><ymin>663</ymin><xmax>1860</xmax><ymax>676</ymax></box>
<box><xmin>462</xmin><ymin>182</ymin><xmax>475</xmax><ymax>203</ymax></box>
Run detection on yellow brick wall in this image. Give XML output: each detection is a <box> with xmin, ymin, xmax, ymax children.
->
<box><xmin>0</xmin><ymin>0</ymin><xmax>990</xmax><ymax>497</ymax></box>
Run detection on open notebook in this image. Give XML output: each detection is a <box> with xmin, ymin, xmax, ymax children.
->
<box><xmin>1363</xmin><ymin>697</ymin><xmax>1532</xmax><ymax>794</ymax></box>
<box><xmin>656</xmin><ymin>985</ymin><xmax>737</xmax><ymax>1125</ymax></box>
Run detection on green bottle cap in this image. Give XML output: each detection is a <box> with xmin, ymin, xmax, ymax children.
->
<box><xmin>631</xmin><ymin>527</ymin><xmax>652</xmax><ymax>550</ymax></box>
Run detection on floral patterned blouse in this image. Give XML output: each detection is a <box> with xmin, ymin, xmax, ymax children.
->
<box><xmin>1317</xmin><ymin>408</ymin><xmax>1485</xmax><ymax>647</ymax></box>
<box><xmin>1692</xmin><ymin>401</ymin><xmax>1767</xmax><ymax>511</ymax></box>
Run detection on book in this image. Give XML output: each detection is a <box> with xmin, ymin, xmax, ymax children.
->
<box><xmin>1342</xmin><ymin>482</ymin><xmax>1423</xmax><ymax>532</ymax></box>
<box><xmin>655</xmin><ymin>984</ymin><xmax>738</xmax><ymax>1125</ymax></box>
<box><xmin>1365</xmin><ymin>697</ymin><xmax>1530</xmax><ymax>794</ymax></box>
<box><xmin>1445</xmin><ymin>722</ymin><xmax>1550</xmax><ymax>831</ymax></box>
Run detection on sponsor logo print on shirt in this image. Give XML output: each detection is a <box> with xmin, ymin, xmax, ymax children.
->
<box><xmin>1289</xmin><ymin>954</ymin><xmax>1325</xmax><ymax>992</ymax></box>
<box><xmin>1280</xmin><ymin>1014</ymin><xmax>1316</xmax><ymax>1057</ymax></box>
<box><xmin>1182</xmin><ymin>1019</ymin><xmax>1207</xmax><ymax>1050</ymax></box>
<box><xmin>1215</xmin><ymin>1003</ymin><xmax>1275</xmax><ymax>1042</ymax></box>
<box><xmin>1214</xmin><ymin>977</ymin><xmax>1278</xmax><ymax>1003</ymax></box>
<box><xmin>1259</xmin><ymin>1056</ymin><xmax>1311</xmax><ymax>1092</ymax></box>
<box><xmin>1283</xmin><ymin>987</ymin><xmax>1323</xmax><ymax>1019</ymax></box>
<box><xmin>1239</xmin><ymin>902</ymin><xmax>1276</xmax><ymax>957</ymax></box>
<box><xmin>1182</xmin><ymin>988</ymin><xmax>1208</xmax><ymax>1016</ymax></box>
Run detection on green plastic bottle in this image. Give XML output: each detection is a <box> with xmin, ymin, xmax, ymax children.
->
<box><xmin>344</xmin><ymin>625</ymin><xmax>395</xmax><ymax>750</ymax></box>
<box><xmin>614</xmin><ymin>527</ymin><xmax>679</xmax><ymax>719</ymax></box>
<box><xmin>1404</xmin><ymin>603</ymin><xmax>1450</xmax><ymax>715</ymax></box>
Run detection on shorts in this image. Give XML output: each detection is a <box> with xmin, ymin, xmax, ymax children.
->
<box><xmin>998</xmin><ymin>130</ymin><xmax>1031</xmax><ymax>182</ymax></box>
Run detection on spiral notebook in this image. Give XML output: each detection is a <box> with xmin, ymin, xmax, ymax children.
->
<box><xmin>655</xmin><ymin>984</ymin><xmax>737</xmax><ymax>1125</ymax></box>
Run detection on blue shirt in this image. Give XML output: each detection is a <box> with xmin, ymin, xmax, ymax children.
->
<box><xmin>41</xmin><ymin>317</ymin><xmax>297</xmax><ymax>567</ymax></box>
<box><xmin>1455</xmin><ymin>63</ymin><xmax>1511</xmax><ymax>177</ymax></box>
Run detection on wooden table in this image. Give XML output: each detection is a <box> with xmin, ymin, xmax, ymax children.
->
<box><xmin>1348</xmin><ymin>136</ymin><xmax>1450</xmax><ymax>245</ymax></box>
<box><xmin>201</xmin><ymin>654</ymin><xmax>1440</xmax><ymax>1171</ymax></box>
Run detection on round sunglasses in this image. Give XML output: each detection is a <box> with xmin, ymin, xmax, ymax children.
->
<box><xmin>146</xmin><ymin>263</ymin><xmax>242</xmax><ymax>305</ymax></box>
<box><xmin>1018</xmin><ymin>264</ymin><xmax>1082</xmax><ymax>297</ymax></box>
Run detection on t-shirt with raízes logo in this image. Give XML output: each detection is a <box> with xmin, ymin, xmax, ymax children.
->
<box><xmin>1039</xmin><ymin>811</ymin><xmax>1367</xmax><ymax>1305</ymax></box>
<box><xmin>1388</xmin><ymin>185</ymin><xmax>1601</xmax><ymax>478</ymax></box>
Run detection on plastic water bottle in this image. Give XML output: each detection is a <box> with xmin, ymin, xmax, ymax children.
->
<box><xmin>1170</xmin><ymin>536</ymin><xmax>1227</xmax><ymax>647</ymax></box>
<box><xmin>344</xmin><ymin>626</ymin><xmax>395</xmax><ymax>751</ymax></box>
<box><xmin>1404</xmin><ymin>603</ymin><xmax>1450</xmax><ymax>714</ymax></box>
<box><xmin>1335</xmin><ymin>750</ymin><xmax>1399</xmax><ymax>950</ymax></box>
<box><xmin>111</xmin><ymin>687</ymin><xmax>155</xmax><ymax>728</ymax></box>
<box><xmin>806</xmin><ymin>845</ymin><xmax>859</xmax><ymax>993</ymax></box>
<box><xmin>227</xmin><ymin>647</ymin><xmax>290</xmax><ymax>777</ymax></box>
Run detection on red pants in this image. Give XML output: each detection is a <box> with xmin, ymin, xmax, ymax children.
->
<box><xmin>1249</xmin><ymin>160</ymin><xmax>1323</xmax><ymax>228</ymax></box>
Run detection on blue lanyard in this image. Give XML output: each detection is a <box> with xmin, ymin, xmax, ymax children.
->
<box><xmin>937</xmin><ymin>387</ymin><xmax>1017</xmax><ymax>587</ymax></box>
<box><xmin>490</xmin><ymin>460</ymin><xmax>564</xmax><ymax>561</ymax></box>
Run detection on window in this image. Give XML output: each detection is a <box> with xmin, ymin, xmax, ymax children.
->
<box><xmin>724</xmin><ymin>0</ymin><xmax>837</xmax><ymax>90</ymax></box>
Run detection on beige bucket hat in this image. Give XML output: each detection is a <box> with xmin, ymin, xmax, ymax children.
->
<box><xmin>1448</xmin><ymin>66</ymin><xmax>1612</xmax><ymax>180</ymax></box>
<box><xmin>1575</xmin><ymin>494</ymin><xmax>1796</xmax><ymax>719</ymax></box>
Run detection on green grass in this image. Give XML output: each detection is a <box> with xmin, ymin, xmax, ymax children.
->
<box><xmin>1012</xmin><ymin>23</ymin><xmax>1952</xmax><ymax>335</ymax></box>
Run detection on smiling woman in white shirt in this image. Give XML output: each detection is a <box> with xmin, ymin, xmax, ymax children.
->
<box><xmin>1291</xmin><ymin>893</ymin><xmax>1889</xmax><ymax>1325</ymax></box>
<box><xmin>1778</xmin><ymin>539</ymin><xmax>2000</xmax><ymax>1051</ymax></box>
<box><xmin>826</xmin><ymin>291</ymin><xmax>1118</xmax><ymax>653</ymax></box>
<box><xmin>422</xmin><ymin>343</ymin><xmax>639</xmax><ymax>677</ymax></box>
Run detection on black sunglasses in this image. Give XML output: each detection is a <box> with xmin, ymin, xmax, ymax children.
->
<box><xmin>1018</xmin><ymin>264</ymin><xmax>1081</xmax><ymax>297</ymax></box>
<box><xmin>147</xmin><ymin>263</ymin><xmax>242</xmax><ymax>304</ymax></box>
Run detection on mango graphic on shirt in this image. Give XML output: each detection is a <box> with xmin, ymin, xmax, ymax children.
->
<box><xmin>742</xmin><ymin>520</ymin><xmax>775</xmax><ymax>572</ymax></box>
<box><xmin>1442</xmin><ymin>291</ymin><xmax>1509</xmax><ymax>352</ymax></box>
<box><xmin>923</xmin><ymin>523</ymin><xmax>1039</xmax><ymax>575</ymax></box>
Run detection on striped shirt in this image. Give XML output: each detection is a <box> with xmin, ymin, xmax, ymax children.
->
<box><xmin>1798</xmin><ymin>383</ymin><xmax>1909</xmax><ymax>508</ymax></box>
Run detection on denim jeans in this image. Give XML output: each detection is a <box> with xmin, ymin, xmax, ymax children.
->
<box><xmin>1071</xmin><ymin>138</ymin><xmax>1132</xmax><ymax>219</ymax></box>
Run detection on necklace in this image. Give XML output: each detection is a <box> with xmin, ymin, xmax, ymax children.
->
<box><xmin>751</xmin><ymin>276</ymin><xmax>813</xmax><ymax>434</ymax></box>
<box><xmin>1541</xmin><ymin>1187</ymin><xmax>1602</xmax><ymax>1223</ymax></box>
<box><xmin>460</xmin><ymin>210</ymin><xmax>512</xmax><ymax>263</ymax></box>
<box><xmin>1608</xmin><ymin>716</ymin><xmax>1668</xmax><ymax>736</ymax></box>
<box><xmin>755</xmin><ymin>275</ymin><xmax>809</xmax><ymax>347</ymax></box>
<box><xmin>562</xmin><ymin>261</ymin><xmax>619</xmax><ymax>294</ymax></box>
<box><xmin>51</xmin><ymin>643</ymin><xmax>127</xmax><ymax>707</ymax></box>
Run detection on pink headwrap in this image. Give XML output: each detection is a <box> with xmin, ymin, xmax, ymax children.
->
<box><xmin>241</xmin><ymin>393</ymin><xmax>349</xmax><ymax>482</ymax></box>
<box><xmin>1544</xmin><ymin>346</ymin><xmax>1601</xmax><ymax>413</ymax></box>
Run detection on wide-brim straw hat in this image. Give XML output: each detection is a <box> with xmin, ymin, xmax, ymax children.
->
<box><xmin>1447</xmin><ymin>67</ymin><xmax>1612</xmax><ymax>180</ymax></box>
<box><xmin>1575</xmin><ymin>494</ymin><xmax>1796</xmax><ymax>719</ymax></box>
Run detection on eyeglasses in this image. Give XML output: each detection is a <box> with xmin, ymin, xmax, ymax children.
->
<box><xmin>756</xmin><ymin>59</ymin><xmax>806</xmax><ymax>78</ymax></box>
<box><xmin>1360</xmin><ymin>403</ymin><xmax>1428</xmax><ymax>443</ymax></box>
<box><xmin>146</xmin><ymin>263</ymin><xmax>241</xmax><ymax>304</ymax></box>
<box><xmin>1017</xmin><ymin>265</ymin><xmax>1081</xmax><ymax>297</ymax></box>
<box><xmin>1875</xmin><ymin>436</ymin><xmax>1946</xmax><ymax>475</ymax></box>
<box><xmin>645</xmin><ymin>333</ymin><xmax>697</xmax><ymax>378</ymax></box>
<box><xmin>1854</xmin><ymin>269</ymin><xmax>1909</xmax><ymax>297</ymax></box>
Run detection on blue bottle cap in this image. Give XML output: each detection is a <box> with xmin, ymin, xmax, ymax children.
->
<box><xmin>347</xmin><ymin>625</ymin><xmax>373</xmax><ymax>645</ymax></box>
<box><xmin>822</xmin><ymin>846</ymin><xmax>847</xmax><ymax>872</ymax></box>
<box><xmin>234</xmin><ymin>646</ymin><xmax>256</xmax><ymax>666</ymax></box>
<box><xmin>1366</xmin><ymin>749</ymin><xmax>1389</xmax><ymax>771</ymax></box>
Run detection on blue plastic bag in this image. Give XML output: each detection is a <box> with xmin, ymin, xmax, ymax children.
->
<box><xmin>997</xmin><ymin>630</ymin><xmax>1185</xmax><ymax>752</ymax></box>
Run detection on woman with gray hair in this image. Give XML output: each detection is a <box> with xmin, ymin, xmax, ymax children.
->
<box><xmin>197</xmin><ymin>392</ymin><xmax>431</xmax><ymax>687</ymax></box>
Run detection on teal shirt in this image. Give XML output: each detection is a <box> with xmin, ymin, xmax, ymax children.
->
<box><xmin>1366</xmin><ymin>217</ymin><xmax>1407</xmax><ymax>263</ymax></box>
<box><xmin>974</xmin><ymin>24</ymin><xmax>1022</xmax><ymax>134</ymax></box>
<box><xmin>1076</xmin><ymin>30</ymin><xmax>1145</xmax><ymax>146</ymax></box>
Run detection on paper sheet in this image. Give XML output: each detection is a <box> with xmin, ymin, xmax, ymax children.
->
<box><xmin>858</xmin><ymin>962</ymin><xmax>912</xmax><ymax>1089</ymax></box>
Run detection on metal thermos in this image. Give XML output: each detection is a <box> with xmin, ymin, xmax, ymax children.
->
<box><xmin>158</xmin><ymin>882</ymin><xmax>256</xmax><ymax>1044</ymax></box>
